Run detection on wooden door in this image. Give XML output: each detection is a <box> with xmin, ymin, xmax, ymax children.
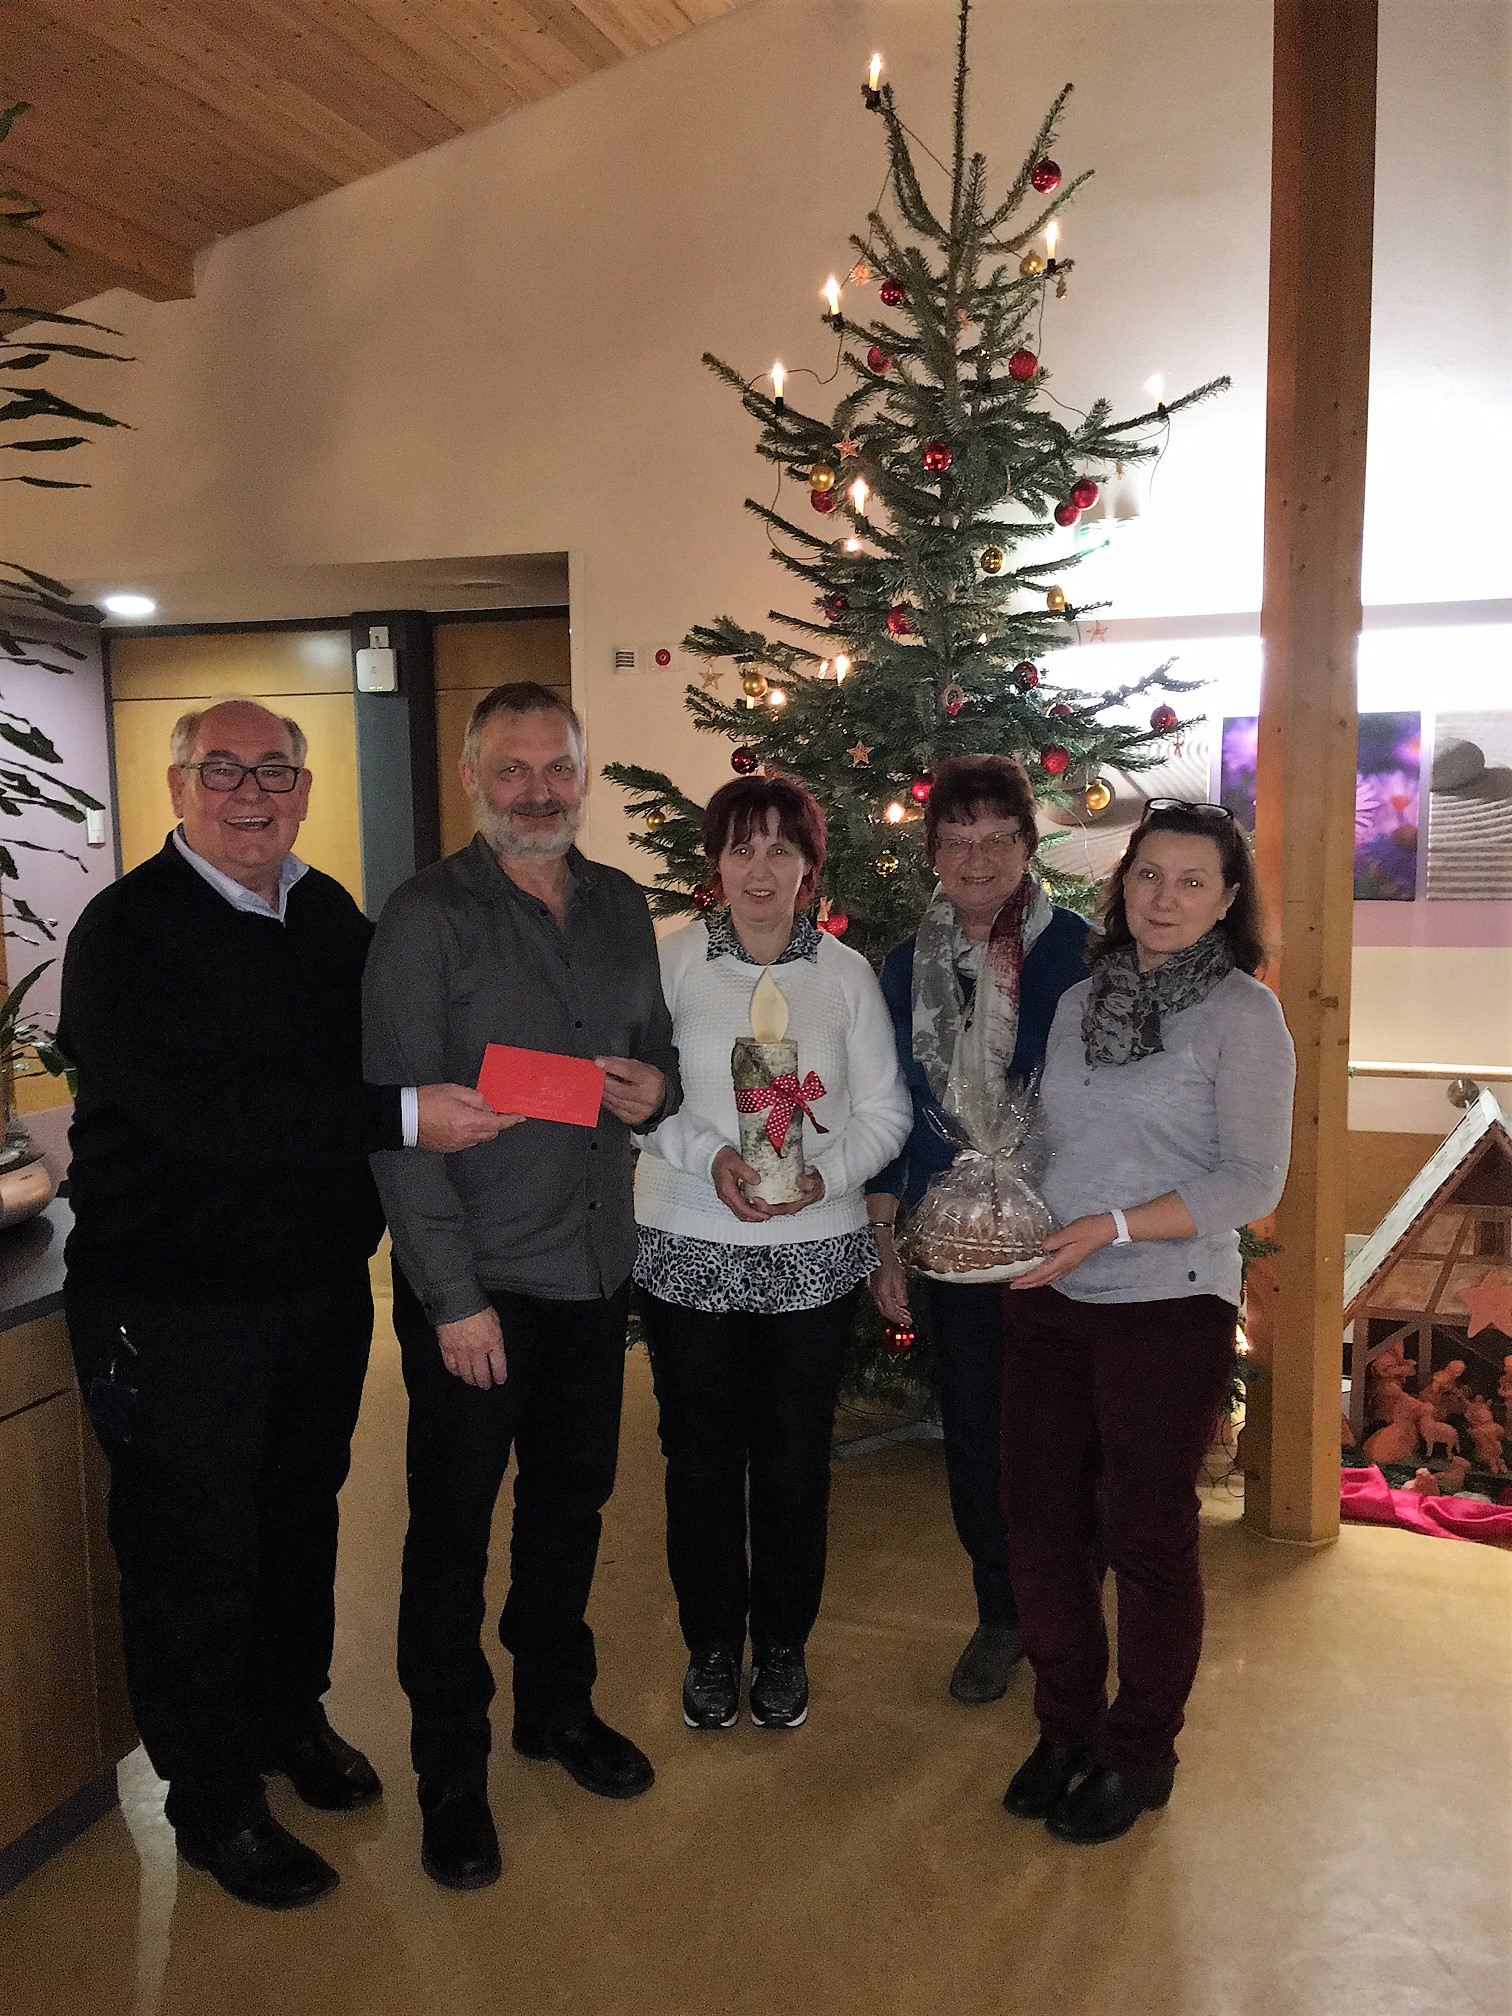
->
<box><xmin>109</xmin><ymin>628</ymin><xmax>364</xmax><ymax>904</ymax></box>
<box><xmin>433</xmin><ymin>616</ymin><xmax>571</xmax><ymax>858</ymax></box>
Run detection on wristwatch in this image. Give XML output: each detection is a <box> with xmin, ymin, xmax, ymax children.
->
<box><xmin>1108</xmin><ymin>1207</ymin><xmax>1133</xmax><ymax>1247</ymax></box>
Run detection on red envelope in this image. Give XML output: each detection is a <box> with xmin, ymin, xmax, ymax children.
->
<box><xmin>477</xmin><ymin>1044</ymin><xmax>606</xmax><ymax>1128</ymax></box>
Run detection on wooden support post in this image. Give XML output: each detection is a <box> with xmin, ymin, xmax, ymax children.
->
<box><xmin>1246</xmin><ymin>0</ymin><xmax>1378</xmax><ymax>1543</ymax></box>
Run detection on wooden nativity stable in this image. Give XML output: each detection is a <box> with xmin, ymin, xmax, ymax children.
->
<box><xmin>1344</xmin><ymin>1087</ymin><xmax>1512</xmax><ymax>1446</ymax></box>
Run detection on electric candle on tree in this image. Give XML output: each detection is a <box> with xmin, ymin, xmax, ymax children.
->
<box><xmin>731</xmin><ymin>970</ymin><xmax>828</xmax><ymax>1205</ymax></box>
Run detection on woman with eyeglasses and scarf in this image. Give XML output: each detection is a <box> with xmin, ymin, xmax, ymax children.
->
<box><xmin>998</xmin><ymin>802</ymin><xmax>1295</xmax><ymax>1845</ymax></box>
<box><xmin>866</xmin><ymin>756</ymin><xmax>1092</xmax><ymax>1706</ymax></box>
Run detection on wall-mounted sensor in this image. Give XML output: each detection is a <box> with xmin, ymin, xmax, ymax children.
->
<box><xmin>85</xmin><ymin>808</ymin><xmax>108</xmax><ymax>847</ymax></box>
<box><xmin>355</xmin><ymin>645</ymin><xmax>399</xmax><ymax>692</ymax></box>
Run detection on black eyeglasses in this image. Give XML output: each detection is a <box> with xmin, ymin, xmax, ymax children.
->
<box><xmin>182</xmin><ymin>760</ymin><xmax>302</xmax><ymax>794</ymax></box>
<box><xmin>1140</xmin><ymin>799</ymin><xmax>1235</xmax><ymax>821</ymax></box>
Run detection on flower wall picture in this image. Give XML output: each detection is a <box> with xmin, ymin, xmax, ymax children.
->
<box><xmin>1219</xmin><ymin>713</ymin><xmax>1421</xmax><ymax>901</ymax></box>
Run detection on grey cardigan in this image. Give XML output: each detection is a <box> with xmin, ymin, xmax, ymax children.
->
<box><xmin>1037</xmin><ymin>968</ymin><xmax>1296</xmax><ymax>1307</ymax></box>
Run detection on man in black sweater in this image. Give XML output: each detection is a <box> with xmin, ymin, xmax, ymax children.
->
<box><xmin>61</xmin><ymin>698</ymin><xmax>505</xmax><ymax>1910</ymax></box>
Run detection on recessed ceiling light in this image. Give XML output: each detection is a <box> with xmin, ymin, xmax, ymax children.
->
<box><xmin>101</xmin><ymin>592</ymin><xmax>157</xmax><ymax>618</ymax></box>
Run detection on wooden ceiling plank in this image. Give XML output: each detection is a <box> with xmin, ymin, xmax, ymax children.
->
<box><xmin>0</xmin><ymin>165</ymin><xmax>194</xmax><ymax>295</ymax></box>
<box><xmin>5</xmin><ymin>242</ymin><xmax>183</xmax><ymax>313</ymax></box>
<box><xmin>183</xmin><ymin>0</ymin><xmax>466</xmax><ymax>154</ymax></box>
<box><xmin>348</xmin><ymin>2</ymin><xmax>552</xmax><ymax>116</ymax></box>
<box><xmin>25</xmin><ymin>0</ymin><xmax>426</xmax><ymax>178</ymax></box>
<box><xmin>297</xmin><ymin>1</ymin><xmax>520</xmax><ymax>130</ymax></box>
<box><xmin>2</xmin><ymin>9</ymin><xmax>349</xmax><ymax>216</ymax></box>
<box><xmin>434</xmin><ymin>0</ymin><xmax>596</xmax><ymax>94</ymax></box>
<box><xmin>508</xmin><ymin>0</ymin><xmax>640</xmax><ymax>67</ymax></box>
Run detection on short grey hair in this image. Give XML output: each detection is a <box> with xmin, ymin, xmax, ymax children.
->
<box><xmin>170</xmin><ymin>698</ymin><xmax>308</xmax><ymax>770</ymax></box>
<box><xmin>462</xmin><ymin>682</ymin><xmax>584</xmax><ymax>773</ymax></box>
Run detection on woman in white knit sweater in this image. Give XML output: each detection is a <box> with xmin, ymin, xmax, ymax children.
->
<box><xmin>634</xmin><ymin>776</ymin><xmax>909</xmax><ymax>1733</ymax></box>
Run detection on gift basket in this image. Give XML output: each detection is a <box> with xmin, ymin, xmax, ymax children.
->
<box><xmin>898</xmin><ymin>1079</ymin><xmax>1052</xmax><ymax>1284</ymax></box>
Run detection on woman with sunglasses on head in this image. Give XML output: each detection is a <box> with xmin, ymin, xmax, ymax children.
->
<box><xmin>998</xmin><ymin>801</ymin><xmax>1295</xmax><ymax>1844</ymax></box>
<box><xmin>865</xmin><ymin>755</ymin><xmax>1093</xmax><ymax>1706</ymax></box>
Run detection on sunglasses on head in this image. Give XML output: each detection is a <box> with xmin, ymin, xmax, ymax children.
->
<box><xmin>1137</xmin><ymin>798</ymin><xmax>1236</xmax><ymax>822</ymax></box>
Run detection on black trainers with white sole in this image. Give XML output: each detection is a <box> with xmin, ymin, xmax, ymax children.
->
<box><xmin>749</xmin><ymin>1649</ymin><xmax>808</xmax><ymax>1728</ymax></box>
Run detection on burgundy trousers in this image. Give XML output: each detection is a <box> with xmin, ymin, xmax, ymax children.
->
<box><xmin>999</xmin><ymin>1284</ymin><xmax>1237</xmax><ymax>1777</ymax></box>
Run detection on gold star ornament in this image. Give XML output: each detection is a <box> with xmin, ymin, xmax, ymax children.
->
<box><xmin>835</xmin><ymin>435</ymin><xmax>862</xmax><ymax>460</ymax></box>
<box><xmin>847</xmin><ymin>741</ymin><xmax>873</xmax><ymax>767</ymax></box>
<box><xmin>698</xmin><ymin>665</ymin><xmax>723</xmax><ymax>690</ymax></box>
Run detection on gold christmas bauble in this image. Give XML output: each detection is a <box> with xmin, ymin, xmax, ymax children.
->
<box><xmin>741</xmin><ymin>670</ymin><xmax>770</xmax><ymax>699</ymax></box>
<box><xmin>1019</xmin><ymin>251</ymin><xmax>1045</xmax><ymax>277</ymax></box>
<box><xmin>1083</xmin><ymin>780</ymin><xmax>1112</xmax><ymax>815</ymax></box>
<box><xmin>979</xmin><ymin>545</ymin><xmax>1005</xmax><ymax>575</ymax></box>
<box><xmin>1047</xmin><ymin>585</ymin><xmax>1068</xmax><ymax>612</ymax></box>
<box><xmin>645</xmin><ymin>808</ymin><xmax>667</xmax><ymax>830</ymax></box>
<box><xmin>874</xmin><ymin>850</ymin><xmax>900</xmax><ymax>878</ymax></box>
<box><xmin>809</xmin><ymin>464</ymin><xmax>838</xmax><ymax>493</ymax></box>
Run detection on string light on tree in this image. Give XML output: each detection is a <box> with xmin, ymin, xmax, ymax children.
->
<box><xmin>822</xmin><ymin>275</ymin><xmax>843</xmax><ymax>327</ymax></box>
<box><xmin>1044</xmin><ymin>220</ymin><xmax>1061</xmax><ymax>272</ymax></box>
<box><xmin>766</xmin><ymin>686</ymin><xmax>788</xmax><ymax>710</ymax></box>
<box><xmin>833</xmin><ymin>654</ymin><xmax>851</xmax><ymax>683</ymax></box>
<box><xmin>864</xmin><ymin>51</ymin><xmax>884</xmax><ymax>110</ymax></box>
<box><xmin>883</xmin><ymin>800</ymin><xmax>907</xmax><ymax>825</ymax></box>
<box><xmin>770</xmin><ymin>361</ymin><xmax>786</xmax><ymax>413</ymax></box>
<box><xmin>848</xmin><ymin>476</ymin><xmax>870</xmax><ymax>526</ymax></box>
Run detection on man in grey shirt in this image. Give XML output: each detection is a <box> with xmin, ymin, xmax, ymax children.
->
<box><xmin>364</xmin><ymin>681</ymin><xmax>679</xmax><ymax>1891</ymax></box>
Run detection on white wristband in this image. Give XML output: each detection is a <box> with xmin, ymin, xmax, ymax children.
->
<box><xmin>1108</xmin><ymin>1207</ymin><xmax>1133</xmax><ymax>1247</ymax></box>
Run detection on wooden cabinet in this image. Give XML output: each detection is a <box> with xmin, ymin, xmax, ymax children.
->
<box><xmin>0</xmin><ymin>1312</ymin><xmax>134</xmax><ymax>1877</ymax></box>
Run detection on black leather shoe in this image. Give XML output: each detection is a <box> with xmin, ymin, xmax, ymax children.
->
<box><xmin>419</xmin><ymin>1785</ymin><xmax>502</xmax><ymax>1890</ymax></box>
<box><xmin>1045</xmin><ymin>1762</ymin><xmax>1175</xmax><ymax>1844</ymax></box>
<box><xmin>512</xmin><ymin>1712</ymin><xmax>655</xmax><ymax>1799</ymax></box>
<box><xmin>950</xmin><ymin>1625</ymin><xmax>1026</xmax><ymax>1704</ymax></box>
<box><xmin>748</xmin><ymin>1649</ymin><xmax>809</xmax><ymax>1729</ymax></box>
<box><xmin>267</xmin><ymin>1718</ymin><xmax>382</xmax><ymax>1811</ymax></box>
<box><xmin>177</xmin><ymin>1812</ymin><xmax>339</xmax><ymax>1909</ymax></box>
<box><xmin>1002</xmin><ymin>1739</ymin><xmax>1093</xmax><ymax>1819</ymax></box>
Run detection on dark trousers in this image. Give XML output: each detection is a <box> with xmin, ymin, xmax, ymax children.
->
<box><xmin>392</xmin><ymin>1265</ymin><xmax>629</xmax><ymax>1790</ymax></box>
<box><xmin>640</xmin><ymin>1288</ymin><xmax>856</xmax><ymax>1659</ymax></box>
<box><xmin>999</xmin><ymin>1285</ymin><xmax>1236</xmax><ymax>1777</ymax></box>
<box><xmin>66</xmin><ymin>1272</ymin><xmax>373</xmax><ymax>1833</ymax></box>
<box><xmin>923</xmin><ymin>1278</ymin><xmax>1018</xmax><ymax>1631</ymax></box>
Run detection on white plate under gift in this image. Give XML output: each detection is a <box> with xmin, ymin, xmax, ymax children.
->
<box><xmin>917</xmin><ymin>1255</ymin><xmax>1044</xmax><ymax>1283</ymax></box>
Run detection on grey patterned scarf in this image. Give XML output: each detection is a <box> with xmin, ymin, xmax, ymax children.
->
<box><xmin>912</xmin><ymin>876</ymin><xmax>1053</xmax><ymax>1126</ymax></box>
<box><xmin>1081</xmin><ymin>929</ymin><xmax>1235</xmax><ymax>1067</ymax></box>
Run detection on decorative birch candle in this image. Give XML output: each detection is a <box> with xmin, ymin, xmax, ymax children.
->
<box><xmin>731</xmin><ymin>970</ymin><xmax>828</xmax><ymax>1205</ymax></box>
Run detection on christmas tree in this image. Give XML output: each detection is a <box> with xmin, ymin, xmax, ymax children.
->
<box><xmin>606</xmin><ymin>0</ymin><xmax>1227</xmax><ymax>968</ymax></box>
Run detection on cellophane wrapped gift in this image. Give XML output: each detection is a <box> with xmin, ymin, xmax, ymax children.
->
<box><xmin>899</xmin><ymin>1080</ymin><xmax>1052</xmax><ymax>1283</ymax></box>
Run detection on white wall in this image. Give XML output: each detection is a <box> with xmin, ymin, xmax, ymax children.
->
<box><xmin>5</xmin><ymin>0</ymin><xmax>1509</xmax><ymax>1075</ymax></box>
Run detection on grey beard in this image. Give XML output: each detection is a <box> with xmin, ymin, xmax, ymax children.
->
<box><xmin>475</xmin><ymin>795</ymin><xmax>583</xmax><ymax>861</ymax></box>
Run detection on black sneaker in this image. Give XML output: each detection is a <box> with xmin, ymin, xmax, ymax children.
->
<box><xmin>749</xmin><ymin>1648</ymin><xmax>808</xmax><ymax>1729</ymax></box>
<box><xmin>682</xmin><ymin>1650</ymin><xmax>741</xmax><ymax>1730</ymax></box>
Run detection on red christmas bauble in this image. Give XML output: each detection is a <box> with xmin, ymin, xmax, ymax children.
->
<box><xmin>922</xmin><ymin>438</ymin><xmax>954</xmax><ymax>474</ymax></box>
<box><xmin>1054</xmin><ymin>501</ymin><xmax>1080</xmax><ymax>527</ymax></box>
<box><xmin>731</xmin><ymin>747</ymin><xmax>759</xmax><ymax>775</ymax></box>
<box><xmin>1008</xmin><ymin>348</ymin><xmax>1039</xmax><ymax>382</ymax></box>
<box><xmin>1013</xmin><ymin>660</ymin><xmax>1040</xmax><ymax>690</ymax></box>
<box><xmin>691</xmin><ymin>883</ymin><xmax>716</xmax><ymax>912</ymax></box>
<box><xmin>1041</xmin><ymin>744</ymin><xmax>1071</xmax><ymax>776</ymax></box>
<box><xmin>886</xmin><ymin>605</ymin><xmax>913</xmax><ymax>637</ymax></box>
<box><xmin>1150</xmin><ymin>704</ymin><xmax>1179</xmax><ymax>734</ymax></box>
<box><xmin>866</xmin><ymin>345</ymin><xmax>893</xmax><ymax>375</ymax></box>
<box><xmin>910</xmin><ymin>773</ymin><xmax>933</xmax><ymax>804</ymax></box>
<box><xmin>818</xmin><ymin>910</ymin><xmax>849</xmax><ymax>936</ymax></box>
<box><xmin>1031</xmin><ymin>158</ymin><xmax>1062</xmax><ymax>193</ymax></box>
<box><xmin>1048</xmin><ymin>702</ymin><xmax>1075</xmax><ymax>718</ymax></box>
<box><xmin>824</xmin><ymin>593</ymin><xmax>849</xmax><ymax>621</ymax></box>
<box><xmin>1070</xmin><ymin>477</ymin><xmax>1100</xmax><ymax>509</ymax></box>
<box><xmin>883</xmin><ymin>1320</ymin><xmax>916</xmax><ymax>1353</ymax></box>
<box><xmin>811</xmin><ymin>488</ymin><xmax>838</xmax><ymax>514</ymax></box>
<box><xmin>879</xmin><ymin>278</ymin><xmax>906</xmax><ymax>307</ymax></box>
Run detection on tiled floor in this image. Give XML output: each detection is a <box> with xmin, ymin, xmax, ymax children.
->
<box><xmin>4</xmin><ymin>1289</ymin><xmax>1509</xmax><ymax>2016</ymax></box>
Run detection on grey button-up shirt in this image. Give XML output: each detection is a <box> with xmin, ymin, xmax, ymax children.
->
<box><xmin>363</xmin><ymin>836</ymin><xmax>681</xmax><ymax>1323</ymax></box>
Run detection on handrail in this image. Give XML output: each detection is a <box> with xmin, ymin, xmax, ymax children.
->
<box><xmin>1349</xmin><ymin>1061</ymin><xmax>1512</xmax><ymax>1082</ymax></box>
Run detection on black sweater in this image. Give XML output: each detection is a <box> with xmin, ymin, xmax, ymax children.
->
<box><xmin>60</xmin><ymin>840</ymin><xmax>401</xmax><ymax>1298</ymax></box>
